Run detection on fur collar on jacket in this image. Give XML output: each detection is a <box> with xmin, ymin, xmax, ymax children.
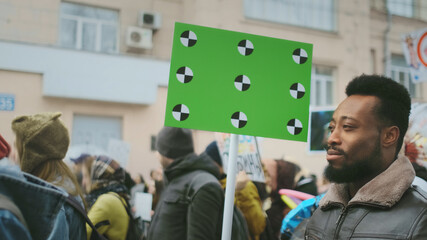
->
<box><xmin>320</xmin><ymin>156</ymin><xmax>415</xmax><ymax>209</ymax></box>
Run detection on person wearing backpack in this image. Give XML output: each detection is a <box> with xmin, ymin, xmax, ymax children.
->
<box><xmin>0</xmin><ymin>133</ymin><xmax>70</xmax><ymax>240</ymax></box>
<box><xmin>85</xmin><ymin>155</ymin><xmax>133</xmax><ymax>240</ymax></box>
<box><xmin>147</xmin><ymin>127</ymin><xmax>225</xmax><ymax>240</ymax></box>
<box><xmin>11</xmin><ymin>112</ymin><xmax>87</xmax><ymax>240</ymax></box>
<box><xmin>0</xmin><ymin>134</ymin><xmax>30</xmax><ymax>240</ymax></box>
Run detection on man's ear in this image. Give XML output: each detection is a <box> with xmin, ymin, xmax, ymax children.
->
<box><xmin>382</xmin><ymin>126</ymin><xmax>399</xmax><ymax>147</ymax></box>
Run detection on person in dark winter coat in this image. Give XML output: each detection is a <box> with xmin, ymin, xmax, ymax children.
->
<box><xmin>147</xmin><ymin>127</ymin><xmax>224</xmax><ymax>240</ymax></box>
<box><xmin>305</xmin><ymin>75</ymin><xmax>427</xmax><ymax>239</ymax></box>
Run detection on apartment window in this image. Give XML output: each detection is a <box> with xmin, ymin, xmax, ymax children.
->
<box><xmin>60</xmin><ymin>2</ymin><xmax>119</xmax><ymax>53</ymax></box>
<box><xmin>391</xmin><ymin>55</ymin><xmax>423</xmax><ymax>98</ymax></box>
<box><xmin>71</xmin><ymin>114</ymin><xmax>122</xmax><ymax>151</ymax></box>
<box><xmin>311</xmin><ymin>66</ymin><xmax>334</xmax><ymax>107</ymax></box>
<box><xmin>244</xmin><ymin>0</ymin><xmax>336</xmax><ymax>31</ymax></box>
<box><xmin>387</xmin><ymin>0</ymin><xmax>414</xmax><ymax>18</ymax></box>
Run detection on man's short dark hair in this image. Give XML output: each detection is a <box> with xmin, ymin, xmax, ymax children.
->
<box><xmin>345</xmin><ymin>74</ymin><xmax>411</xmax><ymax>157</ymax></box>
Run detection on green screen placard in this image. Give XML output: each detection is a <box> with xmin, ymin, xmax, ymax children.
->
<box><xmin>165</xmin><ymin>22</ymin><xmax>313</xmax><ymax>142</ymax></box>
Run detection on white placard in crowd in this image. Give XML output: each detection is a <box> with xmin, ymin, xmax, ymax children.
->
<box><xmin>215</xmin><ymin>133</ymin><xmax>265</xmax><ymax>182</ymax></box>
<box><xmin>134</xmin><ymin>192</ymin><xmax>153</xmax><ymax>222</ymax></box>
<box><xmin>107</xmin><ymin>138</ymin><xmax>130</xmax><ymax>168</ymax></box>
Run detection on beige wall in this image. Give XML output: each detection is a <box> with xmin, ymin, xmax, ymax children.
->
<box><xmin>0</xmin><ymin>0</ymin><xmax>60</xmax><ymax>45</ymax></box>
<box><xmin>0</xmin><ymin>70</ymin><xmax>45</xmax><ymax>142</ymax></box>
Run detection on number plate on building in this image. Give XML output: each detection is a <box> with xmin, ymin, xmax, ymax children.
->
<box><xmin>0</xmin><ymin>94</ymin><xmax>15</xmax><ymax>111</ymax></box>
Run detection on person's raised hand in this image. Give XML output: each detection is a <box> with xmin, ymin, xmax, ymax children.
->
<box><xmin>235</xmin><ymin>171</ymin><xmax>249</xmax><ymax>192</ymax></box>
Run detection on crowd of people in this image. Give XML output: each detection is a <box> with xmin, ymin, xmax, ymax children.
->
<box><xmin>0</xmin><ymin>74</ymin><xmax>426</xmax><ymax>240</ymax></box>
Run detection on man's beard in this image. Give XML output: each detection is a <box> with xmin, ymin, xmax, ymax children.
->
<box><xmin>324</xmin><ymin>139</ymin><xmax>382</xmax><ymax>183</ymax></box>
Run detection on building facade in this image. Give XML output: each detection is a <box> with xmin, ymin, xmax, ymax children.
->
<box><xmin>1</xmin><ymin>0</ymin><xmax>426</xmax><ymax>180</ymax></box>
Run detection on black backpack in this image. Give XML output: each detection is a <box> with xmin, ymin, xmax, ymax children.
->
<box><xmin>123</xmin><ymin>198</ymin><xmax>145</xmax><ymax>240</ymax></box>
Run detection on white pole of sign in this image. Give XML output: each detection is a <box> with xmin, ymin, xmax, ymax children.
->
<box><xmin>221</xmin><ymin>133</ymin><xmax>239</xmax><ymax>240</ymax></box>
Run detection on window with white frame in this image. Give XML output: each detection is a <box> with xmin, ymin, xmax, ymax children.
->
<box><xmin>387</xmin><ymin>0</ymin><xmax>414</xmax><ymax>18</ymax></box>
<box><xmin>60</xmin><ymin>2</ymin><xmax>119</xmax><ymax>53</ymax></box>
<box><xmin>71</xmin><ymin>114</ymin><xmax>122</xmax><ymax>151</ymax></box>
<box><xmin>390</xmin><ymin>55</ymin><xmax>423</xmax><ymax>98</ymax></box>
<box><xmin>244</xmin><ymin>0</ymin><xmax>336</xmax><ymax>32</ymax></box>
<box><xmin>311</xmin><ymin>66</ymin><xmax>334</xmax><ymax>107</ymax></box>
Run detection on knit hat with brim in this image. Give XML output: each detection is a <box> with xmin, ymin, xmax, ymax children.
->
<box><xmin>12</xmin><ymin>112</ymin><xmax>70</xmax><ymax>173</ymax></box>
<box><xmin>156</xmin><ymin>126</ymin><xmax>194</xmax><ymax>159</ymax></box>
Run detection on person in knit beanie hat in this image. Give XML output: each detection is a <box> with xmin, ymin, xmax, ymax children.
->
<box><xmin>155</xmin><ymin>126</ymin><xmax>194</xmax><ymax>160</ymax></box>
<box><xmin>148</xmin><ymin>127</ymin><xmax>225</xmax><ymax>240</ymax></box>
<box><xmin>12</xmin><ymin>112</ymin><xmax>70</xmax><ymax>173</ymax></box>
<box><xmin>11</xmin><ymin>112</ymin><xmax>87</xmax><ymax>240</ymax></box>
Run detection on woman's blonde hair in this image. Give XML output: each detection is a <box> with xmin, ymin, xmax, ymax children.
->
<box><xmin>31</xmin><ymin>160</ymin><xmax>87</xmax><ymax>211</ymax></box>
<box><xmin>81</xmin><ymin>155</ymin><xmax>96</xmax><ymax>194</ymax></box>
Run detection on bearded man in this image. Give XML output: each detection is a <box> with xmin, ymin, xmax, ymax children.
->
<box><xmin>305</xmin><ymin>74</ymin><xmax>427</xmax><ymax>239</ymax></box>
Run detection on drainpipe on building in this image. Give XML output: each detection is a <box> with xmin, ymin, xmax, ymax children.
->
<box><xmin>384</xmin><ymin>3</ymin><xmax>392</xmax><ymax>77</ymax></box>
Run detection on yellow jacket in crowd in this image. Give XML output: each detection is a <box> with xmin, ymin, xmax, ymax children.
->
<box><xmin>220</xmin><ymin>177</ymin><xmax>266</xmax><ymax>240</ymax></box>
<box><xmin>86</xmin><ymin>192</ymin><xmax>129</xmax><ymax>240</ymax></box>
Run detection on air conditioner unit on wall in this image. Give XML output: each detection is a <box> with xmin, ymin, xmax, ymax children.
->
<box><xmin>138</xmin><ymin>11</ymin><xmax>162</xmax><ymax>30</ymax></box>
<box><xmin>126</xmin><ymin>26</ymin><xmax>153</xmax><ymax>49</ymax></box>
